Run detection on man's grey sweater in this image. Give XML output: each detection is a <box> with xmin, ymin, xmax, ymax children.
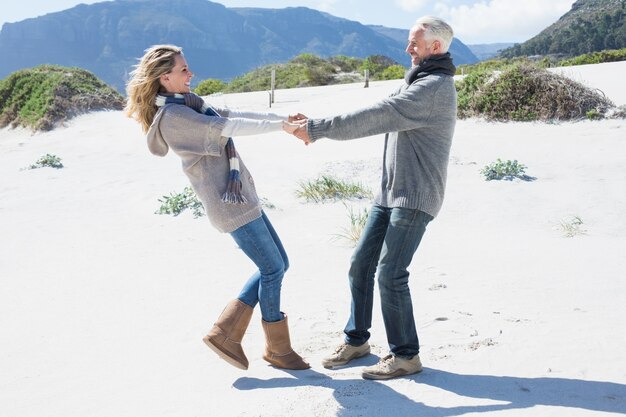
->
<box><xmin>307</xmin><ymin>73</ymin><xmax>457</xmax><ymax>218</ymax></box>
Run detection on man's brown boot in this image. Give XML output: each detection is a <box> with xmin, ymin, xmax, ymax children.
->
<box><xmin>203</xmin><ymin>299</ymin><xmax>253</xmax><ymax>370</ymax></box>
<box><xmin>261</xmin><ymin>314</ymin><xmax>310</xmax><ymax>370</ymax></box>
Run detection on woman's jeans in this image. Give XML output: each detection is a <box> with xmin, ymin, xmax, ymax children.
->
<box><xmin>344</xmin><ymin>203</ymin><xmax>433</xmax><ymax>358</ymax></box>
<box><xmin>230</xmin><ymin>211</ymin><xmax>288</xmax><ymax>323</ymax></box>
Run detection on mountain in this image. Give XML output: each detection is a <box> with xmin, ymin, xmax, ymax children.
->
<box><xmin>467</xmin><ymin>43</ymin><xmax>515</xmax><ymax>61</ymax></box>
<box><xmin>0</xmin><ymin>0</ymin><xmax>478</xmax><ymax>92</ymax></box>
<box><xmin>500</xmin><ymin>0</ymin><xmax>625</xmax><ymax>58</ymax></box>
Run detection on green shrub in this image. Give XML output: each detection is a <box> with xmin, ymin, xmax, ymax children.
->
<box><xmin>0</xmin><ymin>65</ymin><xmax>123</xmax><ymax>131</ymax></box>
<box><xmin>224</xmin><ymin>53</ymin><xmax>330</xmax><ymax>92</ymax></box>
<box><xmin>156</xmin><ymin>186</ymin><xmax>204</xmax><ymax>218</ymax></box>
<box><xmin>558</xmin><ymin>48</ymin><xmax>626</xmax><ymax>66</ymax></box>
<box><xmin>480</xmin><ymin>159</ymin><xmax>528</xmax><ymax>181</ymax></box>
<box><xmin>27</xmin><ymin>153</ymin><xmax>64</xmax><ymax>169</ymax></box>
<box><xmin>329</xmin><ymin>55</ymin><xmax>362</xmax><ymax>72</ymax></box>
<box><xmin>202</xmin><ymin>53</ymin><xmax>400</xmax><ymax>93</ymax></box>
<box><xmin>455</xmin><ymin>70</ymin><xmax>491</xmax><ymax>118</ymax></box>
<box><xmin>305</xmin><ymin>63</ymin><xmax>336</xmax><ymax>85</ymax></box>
<box><xmin>296</xmin><ymin>175</ymin><xmax>372</xmax><ymax>203</ymax></box>
<box><xmin>456</xmin><ymin>63</ymin><xmax>614</xmax><ymax>121</ymax></box>
<box><xmin>474</xmin><ymin>66</ymin><xmax>539</xmax><ymax>121</ymax></box>
<box><xmin>195</xmin><ymin>78</ymin><xmax>226</xmax><ymax>95</ymax></box>
<box><xmin>360</xmin><ymin>55</ymin><xmax>399</xmax><ymax>79</ymax></box>
<box><xmin>456</xmin><ymin>57</ymin><xmax>537</xmax><ymax>76</ymax></box>
<box><xmin>226</xmin><ymin>63</ymin><xmax>309</xmax><ymax>92</ymax></box>
<box><xmin>458</xmin><ymin>48</ymin><xmax>626</xmax><ymax>77</ymax></box>
<box><xmin>380</xmin><ymin>65</ymin><xmax>407</xmax><ymax>80</ymax></box>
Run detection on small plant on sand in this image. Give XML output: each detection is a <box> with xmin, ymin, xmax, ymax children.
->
<box><xmin>333</xmin><ymin>204</ymin><xmax>369</xmax><ymax>246</ymax></box>
<box><xmin>156</xmin><ymin>186</ymin><xmax>205</xmax><ymax>218</ymax></box>
<box><xmin>557</xmin><ymin>216</ymin><xmax>586</xmax><ymax>237</ymax></box>
<box><xmin>585</xmin><ymin>109</ymin><xmax>602</xmax><ymax>120</ymax></box>
<box><xmin>480</xmin><ymin>159</ymin><xmax>528</xmax><ymax>181</ymax></box>
<box><xmin>296</xmin><ymin>175</ymin><xmax>372</xmax><ymax>203</ymax></box>
<box><xmin>28</xmin><ymin>153</ymin><xmax>64</xmax><ymax>169</ymax></box>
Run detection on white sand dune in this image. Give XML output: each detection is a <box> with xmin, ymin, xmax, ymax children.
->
<box><xmin>1</xmin><ymin>61</ymin><xmax>625</xmax><ymax>417</ymax></box>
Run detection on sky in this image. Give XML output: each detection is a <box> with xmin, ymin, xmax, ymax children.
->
<box><xmin>0</xmin><ymin>0</ymin><xmax>575</xmax><ymax>44</ymax></box>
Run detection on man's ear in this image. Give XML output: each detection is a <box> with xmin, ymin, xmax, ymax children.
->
<box><xmin>433</xmin><ymin>40</ymin><xmax>442</xmax><ymax>53</ymax></box>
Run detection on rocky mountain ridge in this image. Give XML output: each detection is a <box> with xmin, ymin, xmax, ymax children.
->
<box><xmin>0</xmin><ymin>0</ymin><xmax>478</xmax><ymax>91</ymax></box>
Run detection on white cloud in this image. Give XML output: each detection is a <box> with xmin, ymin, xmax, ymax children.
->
<box><xmin>434</xmin><ymin>0</ymin><xmax>574</xmax><ymax>44</ymax></box>
<box><xmin>395</xmin><ymin>0</ymin><xmax>429</xmax><ymax>12</ymax></box>
<box><xmin>316</xmin><ymin>0</ymin><xmax>340</xmax><ymax>12</ymax></box>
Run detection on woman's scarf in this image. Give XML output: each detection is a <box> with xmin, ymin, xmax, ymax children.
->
<box><xmin>405</xmin><ymin>52</ymin><xmax>456</xmax><ymax>85</ymax></box>
<box><xmin>155</xmin><ymin>92</ymin><xmax>247</xmax><ymax>204</ymax></box>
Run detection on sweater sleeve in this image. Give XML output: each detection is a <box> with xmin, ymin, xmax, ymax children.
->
<box><xmin>210</xmin><ymin>105</ymin><xmax>287</xmax><ymax>121</ymax></box>
<box><xmin>226</xmin><ymin>109</ymin><xmax>287</xmax><ymax>121</ymax></box>
<box><xmin>221</xmin><ymin>118</ymin><xmax>283</xmax><ymax>137</ymax></box>
<box><xmin>158</xmin><ymin>106</ymin><xmax>284</xmax><ymax>158</ymax></box>
<box><xmin>307</xmin><ymin>77</ymin><xmax>442</xmax><ymax>142</ymax></box>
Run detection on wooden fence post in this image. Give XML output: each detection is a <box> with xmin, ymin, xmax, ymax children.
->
<box><xmin>271</xmin><ymin>69</ymin><xmax>276</xmax><ymax>104</ymax></box>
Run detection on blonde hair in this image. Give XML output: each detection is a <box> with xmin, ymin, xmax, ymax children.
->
<box><xmin>414</xmin><ymin>16</ymin><xmax>454</xmax><ymax>53</ymax></box>
<box><xmin>125</xmin><ymin>44</ymin><xmax>183</xmax><ymax>132</ymax></box>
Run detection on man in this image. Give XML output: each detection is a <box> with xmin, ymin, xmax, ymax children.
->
<box><xmin>293</xmin><ymin>16</ymin><xmax>457</xmax><ymax>380</ymax></box>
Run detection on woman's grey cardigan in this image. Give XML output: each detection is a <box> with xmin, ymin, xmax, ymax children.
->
<box><xmin>146</xmin><ymin>104</ymin><xmax>283</xmax><ymax>233</ymax></box>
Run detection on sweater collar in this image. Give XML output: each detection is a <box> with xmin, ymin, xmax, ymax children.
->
<box><xmin>404</xmin><ymin>52</ymin><xmax>456</xmax><ymax>85</ymax></box>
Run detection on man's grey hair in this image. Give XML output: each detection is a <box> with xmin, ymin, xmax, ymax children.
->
<box><xmin>414</xmin><ymin>16</ymin><xmax>454</xmax><ymax>53</ymax></box>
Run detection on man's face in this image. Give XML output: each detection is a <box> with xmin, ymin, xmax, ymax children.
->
<box><xmin>405</xmin><ymin>27</ymin><xmax>439</xmax><ymax>67</ymax></box>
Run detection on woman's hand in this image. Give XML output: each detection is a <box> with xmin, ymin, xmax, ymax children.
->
<box><xmin>283</xmin><ymin>118</ymin><xmax>311</xmax><ymax>145</ymax></box>
<box><xmin>282</xmin><ymin>120</ymin><xmax>303</xmax><ymax>134</ymax></box>
<box><xmin>288</xmin><ymin>113</ymin><xmax>307</xmax><ymax>123</ymax></box>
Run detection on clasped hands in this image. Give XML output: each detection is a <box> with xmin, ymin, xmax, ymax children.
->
<box><xmin>282</xmin><ymin>113</ymin><xmax>312</xmax><ymax>145</ymax></box>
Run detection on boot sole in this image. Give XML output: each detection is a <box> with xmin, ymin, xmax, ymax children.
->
<box><xmin>263</xmin><ymin>354</ymin><xmax>311</xmax><ymax>370</ymax></box>
<box><xmin>203</xmin><ymin>336</ymin><xmax>248</xmax><ymax>370</ymax></box>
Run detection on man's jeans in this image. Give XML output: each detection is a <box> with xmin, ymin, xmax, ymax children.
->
<box><xmin>344</xmin><ymin>203</ymin><xmax>433</xmax><ymax>358</ymax></box>
<box><xmin>230</xmin><ymin>212</ymin><xmax>288</xmax><ymax>322</ymax></box>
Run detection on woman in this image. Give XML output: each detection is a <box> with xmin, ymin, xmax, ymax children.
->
<box><xmin>125</xmin><ymin>44</ymin><xmax>308</xmax><ymax>370</ymax></box>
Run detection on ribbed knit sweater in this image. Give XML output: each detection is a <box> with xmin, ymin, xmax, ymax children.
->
<box><xmin>307</xmin><ymin>73</ymin><xmax>457</xmax><ymax>218</ymax></box>
<box><xmin>147</xmin><ymin>104</ymin><xmax>285</xmax><ymax>233</ymax></box>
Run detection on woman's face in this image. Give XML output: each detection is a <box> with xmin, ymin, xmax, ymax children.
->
<box><xmin>160</xmin><ymin>54</ymin><xmax>193</xmax><ymax>93</ymax></box>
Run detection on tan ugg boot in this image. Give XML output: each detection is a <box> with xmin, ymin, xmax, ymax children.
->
<box><xmin>261</xmin><ymin>314</ymin><xmax>310</xmax><ymax>370</ymax></box>
<box><xmin>203</xmin><ymin>299</ymin><xmax>253</xmax><ymax>370</ymax></box>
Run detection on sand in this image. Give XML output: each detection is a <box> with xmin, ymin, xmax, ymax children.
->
<box><xmin>1</xmin><ymin>61</ymin><xmax>625</xmax><ymax>417</ymax></box>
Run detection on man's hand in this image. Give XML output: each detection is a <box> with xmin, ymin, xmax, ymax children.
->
<box><xmin>293</xmin><ymin>124</ymin><xmax>312</xmax><ymax>145</ymax></box>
